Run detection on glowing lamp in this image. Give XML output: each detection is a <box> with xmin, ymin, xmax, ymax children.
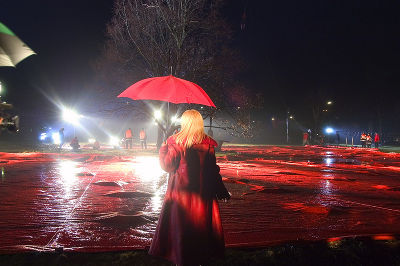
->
<box><xmin>109</xmin><ymin>137</ymin><xmax>119</xmax><ymax>146</ymax></box>
<box><xmin>88</xmin><ymin>138</ymin><xmax>95</xmax><ymax>144</ymax></box>
<box><xmin>62</xmin><ymin>108</ymin><xmax>80</xmax><ymax>125</ymax></box>
<box><xmin>171</xmin><ymin>115</ymin><xmax>178</xmax><ymax>123</ymax></box>
<box><xmin>154</xmin><ymin>110</ymin><xmax>162</xmax><ymax>120</ymax></box>
<box><xmin>325</xmin><ymin>127</ymin><xmax>334</xmax><ymax>134</ymax></box>
<box><xmin>39</xmin><ymin>133</ymin><xmax>47</xmax><ymax>141</ymax></box>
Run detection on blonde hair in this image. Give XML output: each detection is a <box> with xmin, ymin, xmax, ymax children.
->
<box><xmin>175</xmin><ymin>109</ymin><xmax>206</xmax><ymax>149</ymax></box>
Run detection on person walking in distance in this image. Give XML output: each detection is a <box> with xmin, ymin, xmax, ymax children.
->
<box><xmin>366</xmin><ymin>133</ymin><xmax>372</xmax><ymax>148</ymax></box>
<box><xmin>139</xmin><ymin>128</ymin><xmax>147</xmax><ymax>149</ymax></box>
<box><xmin>58</xmin><ymin>128</ymin><xmax>64</xmax><ymax>150</ymax></box>
<box><xmin>360</xmin><ymin>132</ymin><xmax>367</xmax><ymax>148</ymax></box>
<box><xmin>374</xmin><ymin>132</ymin><xmax>380</xmax><ymax>148</ymax></box>
<box><xmin>302</xmin><ymin>132</ymin><xmax>309</xmax><ymax>146</ymax></box>
<box><xmin>125</xmin><ymin>128</ymin><xmax>133</xmax><ymax>149</ymax></box>
<box><xmin>149</xmin><ymin>109</ymin><xmax>231</xmax><ymax>266</ymax></box>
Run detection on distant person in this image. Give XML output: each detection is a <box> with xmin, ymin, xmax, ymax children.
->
<box><xmin>70</xmin><ymin>137</ymin><xmax>80</xmax><ymax>151</ymax></box>
<box><xmin>149</xmin><ymin>109</ymin><xmax>230</xmax><ymax>266</ymax></box>
<box><xmin>125</xmin><ymin>128</ymin><xmax>133</xmax><ymax>149</ymax></box>
<box><xmin>360</xmin><ymin>132</ymin><xmax>367</xmax><ymax>148</ymax></box>
<box><xmin>302</xmin><ymin>132</ymin><xmax>309</xmax><ymax>145</ymax></box>
<box><xmin>93</xmin><ymin>139</ymin><xmax>100</xmax><ymax>150</ymax></box>
<box><xmin>336</xmin><ymin>131</ymin><xmax>340</xmax><ymax>146</ymax></box>
<box><xmin>139</xmin><ymin>128</ymin><xmax>147</xmax><ymax>149</ymax></box>
<box><xmin>366</xmin><ymin>133</ymin><xmax>372</xmax><ymax>148</ymax></box>
<box><xmin>59</xmin><ymin>128</ymin><xmax>65</xmax><ymax>149</ymax></box>
<box><xmin>374</xmin><ymin>132</ymin><xmax>380</xmax><ymax>148</ymax></box>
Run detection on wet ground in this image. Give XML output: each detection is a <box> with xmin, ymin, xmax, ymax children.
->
<box><xmin>0</xmin><ymin>145</ymin><xmax>399</xmax><ymax>253</ymax></box>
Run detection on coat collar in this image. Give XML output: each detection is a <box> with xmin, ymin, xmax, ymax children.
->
<box><xmin>167</xmin><ymin>135</ymin><xmax>218</xmax><ymax>147</ymax></box>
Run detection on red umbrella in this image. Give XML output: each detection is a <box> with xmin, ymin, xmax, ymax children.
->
<box><xmin>118</xmin><ymin>75</ymin><xmax>216</xmax><ymax>107</ymax></box>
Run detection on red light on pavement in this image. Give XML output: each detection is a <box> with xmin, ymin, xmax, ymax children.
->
<box><xmin>373</xmin><ymin>235</ymin><xmax>395</xmax><ymax>241</ymax></box>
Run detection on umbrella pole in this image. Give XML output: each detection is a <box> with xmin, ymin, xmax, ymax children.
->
<box><xmin>166</xmin><ymin>102</ymin><xmax>170</xmax><ymax>141</ymax></box>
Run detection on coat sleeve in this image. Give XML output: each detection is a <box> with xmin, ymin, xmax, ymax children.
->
<box><xmin>159</xmin><ymin>144</ymin><xmax>181</xmax><ymax>173</ymax></box>
<box><xmin>208</xmin><ymin>146</ymin><xmax>231</xmax><ymax>200</ymax></box>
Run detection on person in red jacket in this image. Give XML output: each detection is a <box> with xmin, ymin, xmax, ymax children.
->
<box><xmin>139</xmin><ymin>128</ymin><xmax>147</xmax><ymax>149</ymax></box>
<box><xmin>149</xmin><ymin>109</ymin><xmax>230</xmax><ymax>266</ymax></box>
<box><xmin>302</xmin><ymin>132</ymin><xmax>309</xmax><ymax>145</ymax></box>
<box><xmin>125</xmin><ymin>128</ymin><xmax>133</xmax><ymax>149</ymax></box>
<box><xmin>360</xmin><ymin>132</ymin><xmax>367</xmax><ymax>148</ymax></box>
<box><xmin>374</xmin><ymin>132</ymin><xmax>380</xmax><ymax>148</ymax></box>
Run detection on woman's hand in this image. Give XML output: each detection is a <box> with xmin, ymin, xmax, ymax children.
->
<box><xmin>221</xmin><ymin>192</ymin><xmax>232</xmax><ymax>202</ymax></box>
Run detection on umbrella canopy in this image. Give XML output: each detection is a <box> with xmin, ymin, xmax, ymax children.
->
<box><xmin>0</xmin><ymin>22</ymin><xmax>36</xmax><ymax>67</ymax></box>
<box><xmin>118</xmin><ymin>75</ymin><xmax>216</xmax><ymax>107</ymax></box>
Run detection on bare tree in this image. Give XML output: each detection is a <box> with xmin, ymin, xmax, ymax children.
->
<box><xmin>95</xmin><ymin>0</ymin><xmax>261</xmax><ymax>144</ymax></box>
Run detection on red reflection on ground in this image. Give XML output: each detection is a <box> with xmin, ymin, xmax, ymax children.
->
<box><xmin>0</xmin><ymin>145</ymin><xmax>400</xmax><ymax>252</ymax></box>
<box><xmin>373</xmin><ymin>235</ymin><xmax>395</xmax><ymax>241</ymax></box>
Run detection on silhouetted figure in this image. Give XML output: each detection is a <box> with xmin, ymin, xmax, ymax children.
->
<box><xmin>59</xmin><ymin>128</ymin><xmax>64</xmax><ymax>149</ymax></box>
<box><xmin>360</xmin><ymin>132</ymin><xmax>367</xmax><ymax>148</ymax></box>
<box><xmin>366</xmin><ymin>133</ymin><xmax>372</xmax><ymax>148</ymax></box>
<box><xmin>374</xmin><ymin>132</ymin><xmax>380</xmax><ymax>148</ymax></box>
<box><xmin>336</xmin><ymin>131</ymin><xmax>340</xmax><ymax>146</ymax></box>
<box><xmin>125</xmin><ymin>128</ymin><xmax>133</xmax><ymax>149</ymax></box>
<box><xmin>93</xmin><ymin>139</ymin><xmax>100</xmax><ymax>150</ymax></box>
<box><xmin>139</xmin><ymin>128</ymin><xmax>147</xmax><ymax>149</ymax></box>
<box><xmin>70</xmin><ymin>137</ymin><xmax>80</xmax><ymax>151</ymax></box>
<box><xmin>303</xmin><ymin>132</ymin><xmax>309</xmax><ymax>145</ymax></box>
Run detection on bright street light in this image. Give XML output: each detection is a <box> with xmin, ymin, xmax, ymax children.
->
<box><xmin>271</xmin><ymin>117</ymin><xmax>275</xmax><ymax>121</ymax></box>
<box><xmin>171</xmin><ymin>115</ymin><xmax>178</xmax><ymax>123</ymax></box>
<box><xmin>62</xmin><ymin>108</ymin><xmax>80</xmax><ymax>125</ymax></box>
<box><xmin>325</xmin><ymin>127</ymin><xmax>334</xmax><ymax>134</ymax></box>
<box><xmin>109</xmin><ymin>136</ymin><xmax>119</xmax><ymax>146</ymax></box>
<box><xmin>289</xmin><ymin>115</ymin><xmax>294</xmax><ymax>119</ymax></box>
<box><xmin>154</xmin><ymin>110</ymin><xmax>162</xmax><ymax>120</ymax></box>
<box><xmin>327</xmin><ymin>101</ymin><xmax>333</xmax><ymax>105</ymax></box>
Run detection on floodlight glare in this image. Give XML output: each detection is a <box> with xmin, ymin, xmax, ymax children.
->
<box><xmin>88</xmin><ymin>138</ymin><xmax>95</xmax><ymax>144</ymax></box>
<box><xmin>109</xmin><ymin>137</ymin><xmax>119</xmax><ymax>146</ymax></box>
<box><xmin>52</xmin><ymin>132</ymin><xmax>61</xmax><ymax>144</ymax></box>
<box><xmin>154</xmin><ymin>110</ymin><xmax>162</xmax><ymax>120</ymax></box>
<box><xmin>171</xmin><ymin>115</ymin><xmax>178</xmax><ymax>123</ymax></box>
<box><xmin>39</xmin><ymin>133</ymin><xmax>47</xmax><ymax>141</ymax></box>
<box><xmin>325</xmin><ymin>127</ymin><xmax>334</xmax><ymax>134</ymax></box>
<box><xmin>62</xmin><ymin>108</ymin><xmax>80</xmax><ymax>125</ymax></box>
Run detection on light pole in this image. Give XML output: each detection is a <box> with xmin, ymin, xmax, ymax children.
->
<box><xmin>286</xmin><ymin>110</ymin><xmax>294</xmax><ymax>144</ymax></box>
<box><xmin>286</xmin><ymin>110</ymin><xmax>289</xmax><ymax>143</ymax></box>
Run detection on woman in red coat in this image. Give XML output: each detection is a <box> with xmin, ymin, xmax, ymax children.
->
<box><xmin>149</xmin><ymin>109</ymin><xmax>231</xmax><ymax>265</ymax></box>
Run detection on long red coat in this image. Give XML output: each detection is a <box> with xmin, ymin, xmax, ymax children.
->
<box><xmin>149</xmin><ymin>136</ymin><xmax>230</xmax><ymax>265</ymax></box>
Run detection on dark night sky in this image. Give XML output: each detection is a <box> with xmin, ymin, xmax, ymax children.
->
<box><xmin>1</xmin><ymin>0</ymin><xmax>400</xmax><ymax>133</ymax></box>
